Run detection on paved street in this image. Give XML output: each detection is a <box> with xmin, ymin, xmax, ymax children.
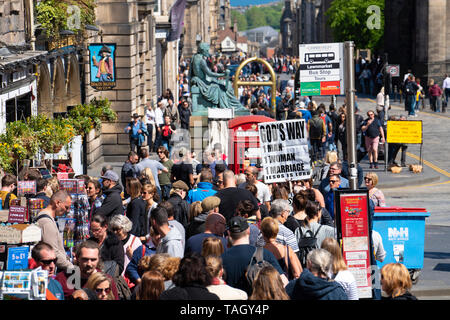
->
<box><xmin>320</xmin><ymin>94</ymin><xmax>450</xmax><ymax>299</ymax></box>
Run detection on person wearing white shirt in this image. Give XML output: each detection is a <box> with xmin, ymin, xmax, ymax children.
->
<box><xmin>145</xmin><ymin>105</ymin><xmax>156</xmax><ymax>152</ymax></box>
<box><xmin>154</xmin><ymin>102</ymin><xmax>165</xmax><ymax>152</ymax></box>
<box><xmin>321</xmin><ymin>237</ymin><xmax>359</xmax><ymax>300</ymax></box>
<box><xmin>443</xmin><ymin>74</ymin><xmax>450</xmax><ymax>105</ymax></box>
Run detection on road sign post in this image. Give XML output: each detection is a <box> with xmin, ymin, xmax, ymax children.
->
<box><xmin>343</xmin><ymin>41</ymin><xmax>358</xmax><ymax>190</ymax></box>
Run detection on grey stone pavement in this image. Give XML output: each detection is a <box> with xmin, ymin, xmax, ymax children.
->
<box><xmin>88</xmin><ymin>83</ymin><xmax>450</xmax><ymax>299</ymax></box>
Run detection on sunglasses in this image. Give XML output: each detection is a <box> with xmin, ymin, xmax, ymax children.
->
<box><xmin>329</xmin><ymin>180</ymin><xmax>339</xmax><ymax>183</ymax></box>
<box><xmin>364</xmin><ymin>178</ymin><xmax>373</xmax><ymax>181</ymax></box>
<box><xmin>95</xmin><ymin>287</ymin><xmax>111</xmax><ymax>294</ymax></box>
<box><xmin>40</xmin><ymin>258</ymin><xmax>57</xmax><ymax>265</ymax></box>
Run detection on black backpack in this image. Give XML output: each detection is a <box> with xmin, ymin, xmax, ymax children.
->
<box><xmin>295</xmin><ymin>225</ymin><xmax>323</xmax><ymax>268</ymax></box>
<box><xmin>309</xmin><ymin>117</ymin><xmax>324</xmax><ymax>139</ymax></box>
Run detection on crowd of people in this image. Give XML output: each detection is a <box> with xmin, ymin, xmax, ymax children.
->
<box><xmin>1</xmin><ymin>129</ymin><xmax>422</xmax><ymax>301</ymax></box>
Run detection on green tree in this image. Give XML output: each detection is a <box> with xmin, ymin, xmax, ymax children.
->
<box><xmin>325</xmin><ymin>0</ymin><xmax>384</xmax><ymax>51</ymax></box>
<box><xmin>245</xmin><ymin>7</ymin><xmax>267</xmax><ymax>29</ymax></box>
<box><xmin>231</xmin><ymin>10</ymin><xmax>247</xmax><ymax>31</ymax></box>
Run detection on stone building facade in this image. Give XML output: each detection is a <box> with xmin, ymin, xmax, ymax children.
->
<box><xmin>84</xmin><ymin>0</ymin><xmax>179</xmax><ymax>166</ymax></box>
<box><xmin>281</xmin><ymin>0</ymin><xmax>333</xmax><ymax>56</ymax></box>
<box><xmin>384</xmin><ymin>0</ymin><xmax>450</xmax><ymax>87</ymax></box>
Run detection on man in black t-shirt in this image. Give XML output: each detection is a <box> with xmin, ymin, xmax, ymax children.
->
<box><xmin>171</xmin><ymin>147</ymin><xmax>194</xmax><ymax>189</ymax></box>
<box><xmin>215</xmin><ymin>170</ymin><xmax>260</xmax><ymax>222</ymax></box>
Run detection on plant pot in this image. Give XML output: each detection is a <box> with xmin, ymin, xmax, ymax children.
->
<box><xmin>43</xmin><ymin>145</ymin><xmax>63</xmax><ymax>154</ymax></box>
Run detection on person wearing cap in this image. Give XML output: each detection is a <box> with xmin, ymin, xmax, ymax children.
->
<box><xmin>96</xmin><ymin>170</ymin><xmax>124</xmax><ymax>219</ymax></box>
<box><xmin>125</xmin><ymin>113</ymin><xmax>148</xmax><ymax>155</ymax></box>
<box><xmin>186</xmin><ymin>169</ymin><xmax>217</xmax><ymax>204</ymax></box>
<box><xmin>171</xmin><ymin>147</ymin><xmax>194</xmax><ymax>189</ymax></box>
<box><xmin>297</xmin><ymin>100</ymin><xmax>312</xmax><ymax>123</ymax></box>
<box><xmin>167</xmin><ymin>180</ymin><xmax>191</xmax><ymax>228</ymax></box>
<box><xmin>185</xmin><ymin>212</ymin><xmax>228</xmax><ymax>255</ymax></box>
<box><xmin>186</xmin><ymin>196</ymin><xmax>221</xmax><ymax>239</ymax></box>
<box><xmin>221</xmin><ymin>216</ymin><xmax>287</xmax><ymax>295</ymax></box>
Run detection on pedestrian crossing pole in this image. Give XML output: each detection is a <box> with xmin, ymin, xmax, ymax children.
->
<box><xmin>344</xmin><ymin>41</ymin><xmax>358</xmax><ymax>190</ymax></box>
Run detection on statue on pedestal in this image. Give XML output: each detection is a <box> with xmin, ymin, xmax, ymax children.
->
<box><xmin>190</xmin><ymin>42</ymin><xmax>247</xmax><ymax>114</ymax></box>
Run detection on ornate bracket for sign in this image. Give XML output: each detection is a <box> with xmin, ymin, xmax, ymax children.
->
<box><xmin>232</xmin><ymin>57</ymin><xmax>277</xmax><ymax>116</ymax></box>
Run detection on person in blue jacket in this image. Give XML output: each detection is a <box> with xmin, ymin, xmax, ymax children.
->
<box><xmin>285</xmin><ymin>248</ymin><xmax>348</xmax><ymax>300</ymax></box>
<box><xmin>125</xmin><ymin>233</ymin><xmax>157</xmax><ymax>285</ymax></box>
<box><xmin>125</xmin><ymin>113</ymin><xmax>147</xmax><ymax>156</ymax></box>
<box><xmin>186</xmin><ymin>170</ymin><xmax>217</xmax><ymax>204</ymax></box>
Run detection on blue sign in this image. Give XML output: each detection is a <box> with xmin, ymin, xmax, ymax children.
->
<box><xmin>7</xmin><ymin>246</ymin><xmax>29</xmax><ymax>271</ymax></box>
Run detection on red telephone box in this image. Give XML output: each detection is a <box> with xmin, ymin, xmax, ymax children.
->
<box><xmin>228</xmin><ymin>115</ymin><xmax>275</xmax><ymax>174</ymax></box>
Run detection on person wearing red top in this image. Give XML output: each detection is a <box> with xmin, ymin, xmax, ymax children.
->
<box><xmin>55</xmin><ymin>240</ymin><xmax>119</xmax><ymax>300</ymax></box>
<box><xmin>428</xmin><ymin>78</ymin><xmax>443</xmax><ymax>112</ymax></box>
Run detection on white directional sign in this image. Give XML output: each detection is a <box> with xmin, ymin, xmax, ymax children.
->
<box><xmin>298</xmin><ymin>42</ymin><xmax>345</xmax><ymax>96</ymax></box>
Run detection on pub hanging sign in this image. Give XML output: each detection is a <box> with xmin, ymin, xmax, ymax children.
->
<box><xmin>89</xmin><ymin>43</ymin><xmax>117</xmax><ymax>91</ymax></box>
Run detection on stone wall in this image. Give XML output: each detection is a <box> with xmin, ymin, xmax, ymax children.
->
<box><xmin>0</xmin><ymin>0</ymin><xmax>26</xmax><ymax>46</ymax></box>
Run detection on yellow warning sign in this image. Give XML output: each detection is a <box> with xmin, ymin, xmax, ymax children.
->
<box><xmin>387</xmin><ymin>120</ymin><xmax>422</xmax><ymax>144</ymax></box>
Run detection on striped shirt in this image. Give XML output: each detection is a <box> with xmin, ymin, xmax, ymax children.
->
<box><xmin>256</xmin><ymin>221</ymin><xmax>299</xmax><ymax>252</ymax></box>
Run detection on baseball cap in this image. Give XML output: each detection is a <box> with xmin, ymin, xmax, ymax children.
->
<box><xmin>172</xmin><ymin>180</ymin><xmax>189</xmax><ymax>191</ymax></box>
<box><xmin>227</xmin><ymin>216</ymin><xmax>249</xmax><ymax>233</ymax></box>
<box><xmin>101</xmin><ymin>170</ymin><xmax>119</xmax><ymax>182</ymax></box>
<box><xmin>201</xmin><ymin>196</ymin><xmax>221</xmax><ymax>212</ymax></box>
<box><xmin>132</xmin><ymin>113</ymin><xmax>140</xmax><ymax>118</ymax></box>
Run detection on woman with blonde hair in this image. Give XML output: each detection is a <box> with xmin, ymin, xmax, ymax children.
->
<box><xmin>136</xmin><ymin>270</ymin><xmax>165</xmax><ymax>300</ymax></box>
<box><xmin>85</xmin><ymin>272</ymin><xmax>116</xmax><ymax>300</ymax></box>
<box><xmin>139</xmin><ymin>167</ymin><xmax>157</xmax><ymax>187</ymax></box>
<box><xmin>142</xmin><ymin>183</ymin><xmax>159</xmax><ymax>229</ymax></box>
<box><xmin>381</xmin><ymin>263</ymin><xmax>417</xmax><ymax>300</ymax></box>
<box><xmin>260</xmin><ymin>217</ymin><xmax>302</xmax><ymax>280</ymax></box>
<box><xmin>205</xmin><ymin>255</ymin><xmax>248</xmax><ymax>300</ymax></box>
<box><xmin>249</xmin><ymin>265</ymin><xmax>290</xmax><ymax>300</ymax></box>
<box><xmin>321</xmin><ymin>237</ymin><xmax>358</xmax><ymax>300</ymax></box>
<box><xmin>201</xmin><ymin>237</ymin><xmax>225</xmax><ymax>258</ymax></box>
<box><xmin>364</xmin><ymin>172</ymin><xmax>386</xmax><ymax>207</ymax></box>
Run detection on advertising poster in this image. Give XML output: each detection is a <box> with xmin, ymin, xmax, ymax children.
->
<box><xmin>258</xmin><ymin>119</ymin><xmax>311</xmax><ymax>184</ymax></box>
<box><xmin>89</xmin><ymin>43</ymin><xmax>117</xmax><ymax>90</ymax></box>
<box><xmin>335</xmin><ymin>190</ymin><xmax>373</xmax><ymax>299</ymax></box>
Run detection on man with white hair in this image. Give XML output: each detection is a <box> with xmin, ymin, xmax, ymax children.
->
<box><xmin>256</xmin><ymin>199</ymin><xmax>299</xmax><ymax>255</ymax></box>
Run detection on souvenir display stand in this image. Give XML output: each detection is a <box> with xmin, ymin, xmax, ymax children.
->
<box><xmin>57</xmin><ymin>179</ymin><xmax>90</xmax><ymax>261</ymax></box>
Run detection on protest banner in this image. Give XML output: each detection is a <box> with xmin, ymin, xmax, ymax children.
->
<box><xmin>258</xmin><ymin>119</ymin><xmax>311</xmax><ymax>184</ymax></box>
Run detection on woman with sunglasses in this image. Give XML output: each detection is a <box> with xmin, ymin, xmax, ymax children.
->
<box><xmin>86</xmin><ymin>272</ymin><xmax>116</xmax><ymax>300</ymax></box>
<box><xmin>364</xmin><ymin>172</ymin><xmax>386</xmax><ymax>207</ymax></box>
<box><xmin>86</xmin><ymin>179</ymin><xmax>104</xmax><ymax>220</ymax></box>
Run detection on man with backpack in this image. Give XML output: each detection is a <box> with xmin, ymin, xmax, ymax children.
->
<box><xmin>295</xmin><ymin>200</ymin><xmax>336</xmax><ymax>268</ymax></box>
<box><xmin>308</xmin><ymin>110</ymin><xmax>327</xmax><ymax>162</ymax></box>
<box><xmin>221</xmin><ymin>216</ymin><xmax>287</xmax><ymax>295</ymax></box>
